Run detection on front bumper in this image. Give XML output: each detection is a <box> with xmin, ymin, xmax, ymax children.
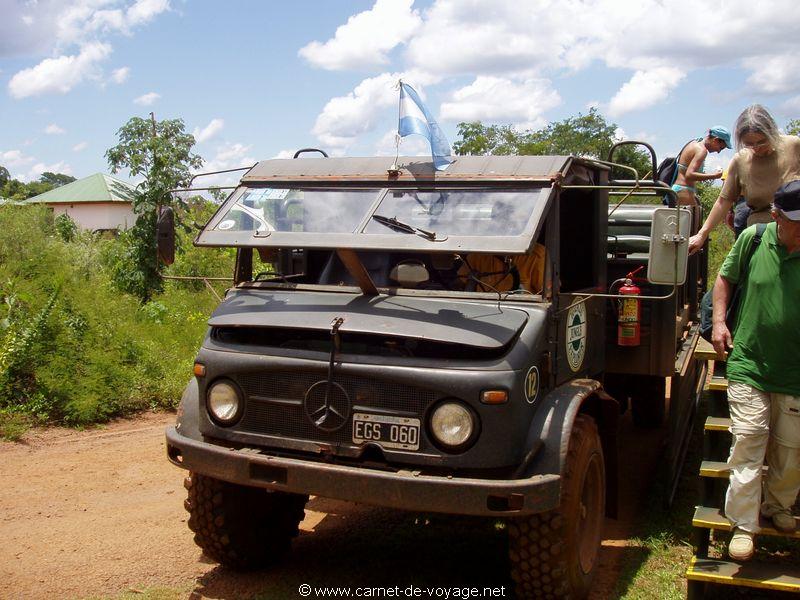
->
<box><xmin>166</xmin><ymin>426</ymin><xmax>560</xmax><ymax>516</ymax></box>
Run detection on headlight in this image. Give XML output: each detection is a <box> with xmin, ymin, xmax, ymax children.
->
<box><xmin>429</xmin><ymin>401</ymin><xmax>476</xmax><ymax>450</ymax></box>
<box><xmin>207</xmin><ymin>380</ymin><xmax>242</xmax><ymax>425</ymax></box>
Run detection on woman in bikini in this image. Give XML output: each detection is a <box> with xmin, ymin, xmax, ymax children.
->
<box><xmin>671</xmin><ymin>126</ymin><xmax>730</xmax><ymax>205</ymax></box>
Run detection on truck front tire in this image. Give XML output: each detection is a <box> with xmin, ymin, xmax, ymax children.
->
<box><xmin>509</xmin><ymin>414</ymin><xmax>605</xmax><ymax>599</ymax></box>
<box><xmin>184</xmin><ymin>473</ymin><xmax>308</xmax><ymax>570</ymax></box>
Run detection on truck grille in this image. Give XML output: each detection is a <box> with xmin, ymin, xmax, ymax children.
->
<box><xmin>233</xmin><ymin>371</ymin><xmax>437</xmax><ymax>444</ymax></box>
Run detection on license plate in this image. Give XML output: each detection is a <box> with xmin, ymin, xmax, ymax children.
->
<box><xmin>352</xmin><ymin>413</ymin><xmax>421</xmax><ymax>451</ymax></box>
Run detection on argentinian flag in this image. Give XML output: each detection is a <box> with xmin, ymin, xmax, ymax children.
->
<box><xmin>398</xmin><ymin>82</ymin><xmax>452</xmax><ymax>171</ymax></box>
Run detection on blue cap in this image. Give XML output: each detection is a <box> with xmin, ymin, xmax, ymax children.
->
<box><xmin>709</xmin><ymin>126</ymin><xmax>732</xmax><ymax>149</ymax></box>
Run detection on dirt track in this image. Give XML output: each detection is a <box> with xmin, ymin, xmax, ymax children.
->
<box><xmin>0</xmin><ymin>410</ymin><xmax>665</xmax><ymax>600</ymax></box>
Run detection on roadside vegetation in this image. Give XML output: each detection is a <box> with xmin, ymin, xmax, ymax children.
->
<box><xmin>0</xmin><ymin>203</ymin><xmax>233</xmax><ymax>439</ymax></box>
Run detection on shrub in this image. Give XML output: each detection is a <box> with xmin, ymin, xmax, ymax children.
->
<box><xmin>0</xmin><ymin>204</ymin><xmax>216</xmax><ymax>435</ymax></box>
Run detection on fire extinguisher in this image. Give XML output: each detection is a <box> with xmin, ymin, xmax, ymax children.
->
<box><xmin>617</xmin><ymin>266</ymin><xmax>644</xmax><ymax>346</ymax></box>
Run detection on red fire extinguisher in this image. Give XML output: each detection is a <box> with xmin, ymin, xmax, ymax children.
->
<box><xmin>618</xmin><ymin>266</ymin><xmax>643</xmax><ymax>346</ymax></box>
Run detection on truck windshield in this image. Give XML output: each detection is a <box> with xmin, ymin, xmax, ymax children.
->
<box><xmin>198</xmin><ymin>185</ymin><xmax>550</xmax><ymax>253</ymax></box>
<box><xmin>212</xmin><ymin>188</ymin><xmax>381</xmax><ymax>234</ymax></box>
<box><xmin>364</xmin><ymin>190</ymin><xmax>538</xmax><ymax>237</ymax></box>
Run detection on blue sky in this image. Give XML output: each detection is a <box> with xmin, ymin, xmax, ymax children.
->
<box><xmin>3</xmin><ymin>0</ymin><xmax>800</xmax><ymax>187</ymax></box>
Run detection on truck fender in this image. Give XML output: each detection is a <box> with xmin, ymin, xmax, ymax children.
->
<box><xmin>522</xmin><ymin>378</ymin><xmax>620</xmax><ymax>517</ymax></box>
<box><xmin>174</xmin><ymin>378</ymin><xmax>203</xmax><ymax>441</ymax></box>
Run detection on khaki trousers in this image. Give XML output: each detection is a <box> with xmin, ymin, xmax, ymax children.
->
<box><xmin>725</xmin><ymin>382</ymin><xmax>800</xmax><ymax>532</ymax></box>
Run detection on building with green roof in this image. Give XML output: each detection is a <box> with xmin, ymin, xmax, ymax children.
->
<box><xmin>26</xmin><ymin>173</ymin><xmax>137</xmax><ymax>231</ymax></box>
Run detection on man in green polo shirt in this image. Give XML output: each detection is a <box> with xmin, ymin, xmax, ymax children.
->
<box><xmin>712</xmin><ymin>180</ymin><xmax>800</xmax><ymax>561</ymax></box>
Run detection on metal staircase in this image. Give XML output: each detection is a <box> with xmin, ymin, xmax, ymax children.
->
<box><xmin>686</xmin><ymin>338</ymin><xmax>800</xmax><ymax>597</ymax></box>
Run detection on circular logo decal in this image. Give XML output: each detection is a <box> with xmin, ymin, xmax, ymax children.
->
<box><xmin>303</xmin><ymin>380</ymin><xmax>351</xmax><ymax>432</ymax></box>
<box><xmin>524</xmin><ymin>366</ymin><xmax>540</xmax><ymax>404</ymax></box>
<box><xmin>566</xmin><ymin>302</ymin><xmax>587</xmax><ymax>372</ymax></box>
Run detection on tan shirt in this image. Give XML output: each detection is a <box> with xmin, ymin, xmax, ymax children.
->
<box><xmin>721</xmin><ymin>135</ymin><xmax>800</xmax><ymax>212</ymax></box>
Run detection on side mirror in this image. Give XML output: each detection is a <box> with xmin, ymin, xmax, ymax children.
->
<box><xmin>647</xmin><ymin>207</ymin><xmax>690</xmax><ymax>285</ymax></box>
<box><xmin>156</xmin><ymin>206</ymin><xmax>175</xmax><ymax>265</ymax></box>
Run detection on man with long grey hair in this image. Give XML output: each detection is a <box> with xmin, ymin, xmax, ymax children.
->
<box><xmin>688</xmin><ymin>104</ymin><xmax>800</xmax><ymax>255</ymax></box>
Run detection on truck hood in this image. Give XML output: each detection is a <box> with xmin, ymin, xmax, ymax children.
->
<box><xmin>208</xmin><ymin>289</ymin><xmax>529</xmax><ymax>350</ymax></box>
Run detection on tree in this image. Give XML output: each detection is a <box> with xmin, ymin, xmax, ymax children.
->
<box><xmin>787</xmin><ymin>119</ymin><xmax>800</xmax><ymax>136</ymax></box>
<box><xmin>0</xmin><ymin>166</ymin><xmax>9</xmax><ymax>189</ymax></box>
<box><xmin>39</xmin><ymin>172</ymin><xmax>76</xmax><ymax>188</ymax></box>
<box><xmin>453</xmin><ymin>108</ymin><xmax>653</xmax><ymax>180</ymax></box>
<box><xmin>1</xmin><ymin>179</ymin><xmax>54</xmax><ymax>201</ymax></box>
<box><xmin>106</xmin><ymin>115</ymin><xmax>203</xmax><ymax>302</ymax></box>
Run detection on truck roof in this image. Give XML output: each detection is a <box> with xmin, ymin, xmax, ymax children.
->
<box><xmin>241</xmin><ymin>155</ymin><xmax>601</xmax><ymax>184</ymax></box>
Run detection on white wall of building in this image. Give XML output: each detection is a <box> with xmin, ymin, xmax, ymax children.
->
<box><xmin>51</xmin><ymin>202</ymin><xmax>136</xmax><ymax>231</ymax></box>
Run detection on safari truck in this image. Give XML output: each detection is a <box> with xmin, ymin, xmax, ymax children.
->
<box><xmin>164</xmin><ymin>149</ymin><xmax>706</xmax><ymax>599</ymax></box>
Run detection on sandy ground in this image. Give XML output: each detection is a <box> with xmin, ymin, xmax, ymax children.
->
<box><xmin>0</xmin><ymin>410</ymin><xmax>665</xmax><ymax>600</ymax></box>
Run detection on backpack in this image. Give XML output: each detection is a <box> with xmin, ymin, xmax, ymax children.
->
<box><xmin>698</xmin><ymin>223</ymin><xmax>767</xmax><ymax>342</ymax></box>
<box><xmin>657</xmin><ymin>140</ymin><xmax>693</xmax><ymax>187</ymax></box>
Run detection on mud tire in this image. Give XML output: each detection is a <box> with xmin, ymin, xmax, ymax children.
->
<box><xmin>184</xmin><ymin>473</ymin><xmax>307</xmax><ymax>570</ymax></box>
<box><xmin>508</xmin><ymin>414</ymin><xmax>605</xmax><ymax>599</ymax></box>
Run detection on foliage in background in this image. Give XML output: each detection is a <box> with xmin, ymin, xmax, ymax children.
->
<box><xmin>453</xmin><ymin>108</ymin><xmax>653</xmax><ymax>179</ymax></box>
<box><xmin>54</xmin><ymin>213</ymin><xmax>78</xmax><ymax>242</ymax></box>
<box><xmin>163</xmin><ymin>197</ymin><xmax>236</xmax><ymax>290</ymax></box>
<box><xmin>0</xmin><ymin>168</ymin><xmax>76</xmax><ymax>201</ymax></box>
<box><xmin>105</xmin><ymin>116</ymin><xmax>203</xmax><ymax>302</ymax></box>
<box><xmin>0</xmin><ymin>204</ymin><xmax>219</xmax><ymax>438</ymax></box>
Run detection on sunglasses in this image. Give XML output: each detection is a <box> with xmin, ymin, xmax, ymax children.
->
<box><xmin>742</xmin><ymin>139</ymin><xmax>771</xmax><ymax>149</ymax></box>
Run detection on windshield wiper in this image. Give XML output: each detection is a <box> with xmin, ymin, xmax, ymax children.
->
<box><xmin>371</xmin><ymin>214</ymin><xmax>436</xmax><ymax>240</ymax></box>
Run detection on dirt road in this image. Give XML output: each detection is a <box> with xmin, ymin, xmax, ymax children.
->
<box><xmin>0</xmin><ymin>411</ymin><xmax>665</xmax><ymax>600</ymax></box>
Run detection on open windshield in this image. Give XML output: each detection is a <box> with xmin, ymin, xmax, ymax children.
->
<box><xmin>367</xmin><ymin>190</ymin><xmax>538</xmax><ymax>237</ymax></box>
<box><xmin>211</xmin><ymin>188</ymin><xmax>380</xmax><ymax>234</ymax></box>
<box><xmin>198</xmin><ymin>185</ymin><xmax>551</xmax><ymax>253</ymax></box>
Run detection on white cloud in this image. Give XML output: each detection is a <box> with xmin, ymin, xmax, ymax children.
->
<box><xmin>440</xmin><ymin>77</ymin><xmax>560</xmax><ymax>126</ymax></box>
<box><xmin>1</xmin><ymin>150</ymin><xmax>35</xmax><ymax>169</ymax></box>
<box><xmin>73</xmin><ymin>141</ymin><xmax>88</xmax><ymax>152</ymax></box>
<box><xmin>44</xmin><ymin>123</ymin><xmax>66</xmax><ymax>135</ymax></box>
<box><xmin>312</xmin><ymin>73</ymin><xmax>401</xmax><ymax>150</ymax></box>
<box><xmin>190</xmin><ymin>142</ymin><xmax>257</xmax><ymax>189</ymax></box>
<box><xmin>27</xmin><ymin>161</ymin><xmax>72</xmax><ymax>181</ymax></box>
<box><xmin>8</xmin><ymin>42</ymin><xmax>112</xmax><ymax>99</ymax></box>
<box><xmin>111</xmin><ymin>66</ymin><xmax>130</xmax><ymax>83</ymax></box>
<box><xmin>126</xmin><ymin>0</ymin><xmax>170</xmax><ymax>27</ymax></box>
<box><xmin>607</xmin><ymin>67</ymin><xmax>686</xmax><ymax>117</ymax></box>
<box><xmin>271</xmin><ymin>150</ymin><xmax>295</xmax><ymax>159</ymax></box>
<box><xmin>297</xmin><ymin>0</ymin><xmax>800</xmax><ymax>149</ymax></box>
<box><xmin>193</xmin><ymin>118</ymin><xmax>225</xmax><ymax>143</ymax></box>
<box><xmin>3</xmin><ymin>1</ymin><xmax>169</xmax><ymax>100</ymax></box>
<box><xmin>374</xmin><ymin>129</ymin><xmax>431</xmax><ymax>157</ymax></box>
<box><xmin>134</xmin><ymin>91</ymin><xmax>160</xmax><ymax>106</ymax></box>
<box><xmin>744</xmin><ymin>54</ymin><xmax>800</xmax><ymax>95</ymax></box>
<box><xmin>781</xmin><ymin>95</ymin><xmax>800</xmax><ymax>114</ymax></box>
<box><xmin>299</xmin><ymin>0</ymin><xmax>421</xmax><ymax>71</ymax></box>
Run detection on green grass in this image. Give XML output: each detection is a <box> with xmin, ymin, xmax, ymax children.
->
<box><xmin>0</xmin><ymin>205</ymin><xmax>227</xmax><ymax>438</ymax></box>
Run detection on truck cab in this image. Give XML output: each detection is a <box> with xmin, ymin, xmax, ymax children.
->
<box><xmin>166</xmin><ymin>153</ymin><xmax>704</xmax><ymax>598</ymax></box>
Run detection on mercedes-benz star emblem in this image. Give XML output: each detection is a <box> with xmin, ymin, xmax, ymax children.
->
<box><xmin>303</xmin><ymin>380</ymin><xmax>351</xmax><ymax>432</ymax></box>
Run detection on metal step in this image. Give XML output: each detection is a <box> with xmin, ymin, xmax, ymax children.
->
<box><xmin>704</xmin><ymin>416</ymin><xmax>731</xmax><ymax>432</ymax></box>
<box><xmin>708</xmin><ymin>377</ymin><xmax>728</xmax><ymax>392</ymax></box>
<box><xmin>686</xmin><ymin>556</ymin><xmax>800</xmax><ymax>593</ymax></box>
<box><xmin>693</xmin><ymin>506</ymin><xmax>800</xmax><ymax>538</ymax></box>
<box><xmin>700</xmin><ymin>460</ymin><xmax>769</xmax><ymax>479</ymax></box>
<box><xmin>695</xmin><ymin>336</ymin><xmax>725</xmax><ymax>362</ymax></box>
<box><xmin>700</xmin><ymin>460</ymin><xmax>731</xmax><ymax>478</ymax></box>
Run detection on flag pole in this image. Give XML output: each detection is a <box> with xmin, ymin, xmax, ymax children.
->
<box><xmin>389</xmin><ymin>80</ymin><xmax>402</xmax><ymax>174</ymax></box>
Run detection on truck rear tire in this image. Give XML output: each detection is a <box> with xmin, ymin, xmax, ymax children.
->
<box><xmin>630</xmin><ymin>375</ymin><xmax>666</xmax><ymax>428</ymax></box>
<box><xmin>184</xmin><ymin>473</ymin><xmax>307</xmax><ymax>570</ymax></box>
<box><xmin>508</xmin><ymin>414</ymin><xmax>605</xmax><ymax>599</ymax></box>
